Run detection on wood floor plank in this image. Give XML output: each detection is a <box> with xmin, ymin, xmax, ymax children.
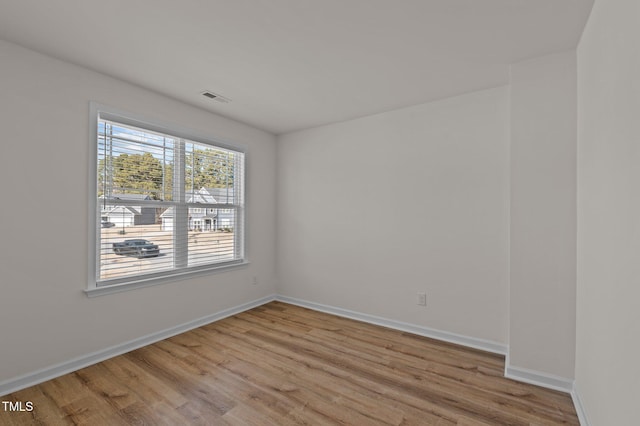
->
<box><xmin>0</xmin><ymin>387</ymin><xmax>73</xmax><ymax>426</ymax></box>
<box><xmin>187</xmin><ymin>333</ymin><xmax>387</xmax><ymax>425</ymax></box>
<box><xmin>190</xmin><ymin>324</ymin><xmax>460</xmax><ymax>425</ymax></box>
<box><xmin>0</xmin><ymin>302</ymin><xmax>579</xmax><ymax>425</ymax></box>
<box><xmin>216</xmin><ymin>311</ymin><xmax>544</xmax><ymax>424</ymax></box>
<box><xmin>202</xmin><ymin>318</ymin><xmax>463</xmax><ymax>424</ymax></box>
<box><xmin>254</xmin><ymin>302</ymin><xmax>577</xmax><ymax>422</ymax></box>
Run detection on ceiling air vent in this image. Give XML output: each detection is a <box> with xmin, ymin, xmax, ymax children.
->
<box><xmin>200</xmin><ymin>90</ymin><xmax>231</xmax><ymax>103</ymax></box>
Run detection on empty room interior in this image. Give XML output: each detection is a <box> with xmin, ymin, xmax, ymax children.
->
<box><xmin>0</xmin><ymin>1</ymin><xmax>638</xmax><ymax>425</ymax></box>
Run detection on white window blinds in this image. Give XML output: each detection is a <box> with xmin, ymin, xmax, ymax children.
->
<box><xmin>94</xmin><ymin>114</ymin><xmax>245</xmax><ymax>288</ymax></box>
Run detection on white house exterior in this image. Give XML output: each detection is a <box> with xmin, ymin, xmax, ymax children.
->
<box><xmin>100</xmin><ymin>194</ymin><xmax>156</xmax><ymax>227</ymax></box>
<box><xmin>160</xmin><ymin>187</ymin><xmax>235</xmax><ymax>231</ymax></box>
<box><xmin>103</xmin><ymin>206</ymin><xmax>141</xmax><ymax>227</ymax></box>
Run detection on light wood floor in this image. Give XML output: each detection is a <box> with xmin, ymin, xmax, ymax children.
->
<box><xmin>1</xmin><ymin>301</ymin><xmax>578</xmax><ymax>425</ymax></box>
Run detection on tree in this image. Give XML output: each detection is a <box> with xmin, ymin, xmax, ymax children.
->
<box><xmin>98</xmin><ymin>152</ymin><xmax>170</xmax><ymax>200</ymax></box>
<box><xmin>98</xmin><ymin>148</ymin><xmax>233</xmax><ymax>201</ymax></box>
<box><xmin>185</xmin><ymin>148</ymin><xmax>234</xmax><ymax>193</ymax></box>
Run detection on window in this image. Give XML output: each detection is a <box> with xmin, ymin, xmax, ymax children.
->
<box><xmin>89</xmin><ymin>104</ymin><xmax>246</xmax><ymax>293</ymax></box>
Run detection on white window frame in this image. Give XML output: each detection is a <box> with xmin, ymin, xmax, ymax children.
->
<box><xmin>87</xmin><ymin>103</ymin><xmax>248</xmax><ymax>297</ymax></box>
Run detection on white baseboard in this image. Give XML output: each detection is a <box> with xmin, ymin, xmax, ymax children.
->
<box><xmin>504</xmin><ymin>357</ymin><xmax>574</xmax><ymax>393</ymax></box>
<box><xmin>505</xmin><ymin>363</ymin><xmax>589</xmax><ymax>424</ymax></box>
<box><xmin>571</xmin><ymin>384</ymin><xmax>591</xmax><ymax>426</ymax></box>
<box><xmin>275</xmin><ymin>295</ymin><xmax>508</xmax><ymax>355</ymax></box>
<box><xmin>0</xmin><ymin>294</ymin><xmax>277</xmax><ymax>397</ymax></box>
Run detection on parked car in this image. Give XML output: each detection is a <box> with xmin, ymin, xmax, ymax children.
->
<box><xmin>113</xmin><ymin>239</ymin><xmax>160</xmax><ymax>258</ymax></box>
<box><xmin>101</xmin><ymin>220</ymin><xmax>115</xmax><ymax>228</ymax></box>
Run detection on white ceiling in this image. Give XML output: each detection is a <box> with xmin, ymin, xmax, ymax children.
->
<box><xmin>0</xmin><ymin>0</ymin><xmax>594</xmax><ymax>135</ymax></box>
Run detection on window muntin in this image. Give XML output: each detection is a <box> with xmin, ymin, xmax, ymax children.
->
<box><xmin>94</xmin><ymin>114</ymin><xmax>245</xmax><ymax>288</ymax></box>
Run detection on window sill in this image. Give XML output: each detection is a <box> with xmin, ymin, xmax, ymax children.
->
<box><xmin>85</xmin><ymin>260</ymin><xmax>250</xmax><ymax>298</ymax></box>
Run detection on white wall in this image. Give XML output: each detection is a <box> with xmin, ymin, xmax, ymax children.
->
<box><xmin>508</xmin><ymin>52</ymin><xmax>577</xmax><ymax>379</ymax></box>
<box><xmin>576</xmin><ymin>0</ymin><xmax>640</xmax><ymax>423</ymax></box>
<box><xmin>0</xmin><ymin>40</ymin><xmax>277</xmax><ymax>384</ymax></box>
<box><xmin>277</xmin><ymin>87</ymin><xmax>510</xmax><ymax>345</ymax></box>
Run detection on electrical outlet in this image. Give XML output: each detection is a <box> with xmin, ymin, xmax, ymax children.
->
<box><xmin>417</xmin><ymin>292</ymin><xmax>427</xmax><ymax>306</ymax></box>
<box><xmin>252</xmin><ymin>276</ymin><xmax>259</xmax><ymax>285</ymax></box>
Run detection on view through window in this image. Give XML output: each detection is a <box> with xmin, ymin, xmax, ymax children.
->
<box><xmin>95</xmin><ymin>115</ymin><xmax>245</xmax><ymax>287</ymax></box>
